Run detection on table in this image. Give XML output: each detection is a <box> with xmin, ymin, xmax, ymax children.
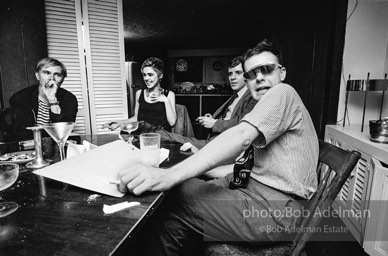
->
<box><xmin>0</xmin><ymin>134</ymin><xmax>191</xmax><ymax>256</ymax></box>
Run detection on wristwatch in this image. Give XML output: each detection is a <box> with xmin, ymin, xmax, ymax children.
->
<box><xmin>49</xmin><ymin>101</ymin><xmax>59</xmax><ymax>106</ymax></box>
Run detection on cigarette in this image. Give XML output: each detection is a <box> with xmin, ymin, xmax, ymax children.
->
<box><xmin>45</xmin><ymin>82</ymin><xmax>56</xmax><ymax>88</ymax></box>
<box><xmin>110</xmin><ymin>180</ymin><xmax>120</xmax><ymax>185</ymax></box>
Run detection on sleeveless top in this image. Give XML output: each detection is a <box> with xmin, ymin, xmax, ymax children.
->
<box><xmin>138</xmin><ymin>89</ymin><xmax>172</xmax><ymax>131</ymax></box>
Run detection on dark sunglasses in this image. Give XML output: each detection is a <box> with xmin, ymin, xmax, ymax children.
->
<box><xmin>243</xmin><ymin>63</ymin><xmax>283</xmax><ymax>80</ymax></box>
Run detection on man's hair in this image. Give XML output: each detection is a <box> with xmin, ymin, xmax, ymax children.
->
<box><xmin>242</xmin><ymin>39</ymin><xmax>284</xmax><ymax>71</ymax></box>
<box><xmin>228</xmin><ymin>55</ymin><xmax>244</xmax><ymax>69</ymax></box>
<box><xmin>35</xmin><ymin>57</ymin><xmax>67</xmax><ymax>77</ymax></box>
<box><xmin>141</xmin><ymin>57</ymin><xmax>164</xmax><ymax>75</ymax></box>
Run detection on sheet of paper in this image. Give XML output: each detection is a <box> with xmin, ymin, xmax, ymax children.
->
<box><xmin>33</xmin><ymin>140</ymin><xmax>169</xmax><ymax>197</ymax></box>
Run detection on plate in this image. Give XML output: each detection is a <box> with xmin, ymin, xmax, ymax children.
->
<box><xmin>0</xmin><ymin>150</ymin><xmax>35</xmax><ymax>164</ymax></box>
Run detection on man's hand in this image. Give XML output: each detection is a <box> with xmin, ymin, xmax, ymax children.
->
<box><xmin>42</xmin><ymin>81</ymin><xmax>58</xmax><ymax>103</ymax></box>
<box><xmin>102</xmin><ymin>121</ymin><xmax>121</xmax><ymax>131</ymax></box>
<box><xmin>196</xmin><ymin>115</ymin><xmax>217</xmax><ymax>129</ymax></box>
<box><xmin>180</xmin><ymin>142</ymin><xmax>199</xmax><ymax>153</ymax></box>
<box><xmin>117</xmin><ymin>164</ymin><xmax>176</xmax><ymax>195</ymax></box>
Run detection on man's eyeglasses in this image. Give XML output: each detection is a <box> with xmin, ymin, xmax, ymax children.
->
<box><xmin>243</xmin><ymin>63</ymin><xmax>283</xmax><ymax>80</ymax></box>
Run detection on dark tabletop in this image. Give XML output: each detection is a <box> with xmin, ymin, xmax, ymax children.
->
<box><xmin>0</xmin><ymin>134</ymin><xmax>191</xmax><ymax>256</ymax></box>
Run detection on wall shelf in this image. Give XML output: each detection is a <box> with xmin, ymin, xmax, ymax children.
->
<box><xmin>344</xmin><ymin>79</ymin><xmax>388</xmax><ymax>131</ymax></box>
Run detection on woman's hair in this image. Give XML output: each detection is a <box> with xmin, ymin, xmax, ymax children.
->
<box><xmin>35</xmin><ymin>57</ymin><xmax>67</xmax><ymax>77</ymax></box>
<box><xmin>242</xmin><ymin>39</ymin><xmax>284</xmax><ymax>71</ymax></box>
<box><xmin>141</xmin><ymin>57</ymin><xmax>164</xmax><ymax>76</ymax></box>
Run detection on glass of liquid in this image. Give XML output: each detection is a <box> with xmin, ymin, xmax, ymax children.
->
<box><xmin>139</xmin><ymin>133</ymin><xmax>160</xmax><ymax>167</ymax></box>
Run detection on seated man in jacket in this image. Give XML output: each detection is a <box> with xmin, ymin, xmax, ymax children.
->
<box><xmin>9</xmin><ymin>57</ymin><xmax>78</xmax><ymax>140</ymax></box>
<box><xmin>158</xmin><ymin>55</ymin><xmax>257</xmax><ymax>151</ymax></box>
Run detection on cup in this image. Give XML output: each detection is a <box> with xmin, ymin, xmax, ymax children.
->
<box><xmin>140</xmin><ymin>133</ymin><xmax>160</xmax><ymax>167</ymax></box>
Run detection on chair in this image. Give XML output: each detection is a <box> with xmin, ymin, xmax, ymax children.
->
<box><xmin>205</xmin><ymin>140</ymin><xmax>361</xmax><ymax>256</ymax></box>
<box><xmin>172</xmin><ymin>104</ymin><xmax>195</xmax><ymax>137</ymax></box>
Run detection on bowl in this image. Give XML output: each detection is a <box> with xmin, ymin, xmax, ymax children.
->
<box><xmin>369</xmin><ymin>117</ymin><xmax>388</xmax><ymax>143</ymax></box>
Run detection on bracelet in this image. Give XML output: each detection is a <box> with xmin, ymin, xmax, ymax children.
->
<box><xmin>49</xmin><ymin>101</ymin><xmax>59</xmax><ymax>106</ymax></box>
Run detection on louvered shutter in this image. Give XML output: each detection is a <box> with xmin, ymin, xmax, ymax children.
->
<box><xmin>44</xmin><ymin>0</ymin><xmax>91</xmax><ymax>134</ymax></box>
<box><xmin>328</xmin><ymin>136</ymin><xmax>372</xmax><ymax>243</ymax></box>
<box><xmin>82</xmin><ymin>0</ymin><xmax>127</xmax><ymax>134</ymax></box>
<box><xmin>44</xmin><ymin>0</ymin><xmax>127</xmax><ymax>135</ymax></box>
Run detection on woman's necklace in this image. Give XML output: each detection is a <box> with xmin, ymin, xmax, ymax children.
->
<box><xmin>145</xmin><ymin>88</ymin><xmax>163</xmax><ymax>97</ymax></box>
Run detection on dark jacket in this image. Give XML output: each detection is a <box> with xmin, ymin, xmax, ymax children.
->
<box><xmin>8</xmin><ymin>84</ymin><xmax>78</xmax><ymax>140</ymax></box>
<box><xmin>157</xmin><ymin>88</ymin><xmax>257</xmax><ymax>151</ymax></box>
<box><xmin>211</xmin><ymin>89</ymin><xmax>257</xmax><ymax>134</ymax></box>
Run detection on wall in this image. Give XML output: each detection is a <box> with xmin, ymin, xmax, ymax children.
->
<box><xmin>167</xmin><ymin>48</ymin><xmax>245</xmax><ymax>88</ymax></box>
<box><xmin>0</xmin><ymin>0</ymin><xmax>47</xmax><ymax>108</ymax></box>
<box><xmin>124</xmin><ymin>0</ymin><xmax>349</xmax><ymax>138</ymax></box>
<box><xmin>338</xmin><ymin>0</ymin><xmax>388</xmax><ymax>127</ymax></box>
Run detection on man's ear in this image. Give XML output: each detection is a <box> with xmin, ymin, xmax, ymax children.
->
<box><xmin>159</xmin><ymin>73</ymin><xmax>164</xmax><ymax>80</ymax></box>
<box><xmin>35</xmin><ymin>72</ymin><xmax>39</xmax><ymax>81</ymax></box>
<box><xmin>280</xmin><ymin>67</ymin><xmax>286</xmax><ymax>82</ymax></box>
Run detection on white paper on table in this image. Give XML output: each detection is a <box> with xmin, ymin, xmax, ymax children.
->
<box><xmin>33</xmin><ymin>140</ymin><xmax>169</xmax><ymax>197</ymax></box>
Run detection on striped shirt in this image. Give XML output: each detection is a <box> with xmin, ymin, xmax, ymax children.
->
<box><xmin>36</xmin><ymin>99</ymin><xmax>50</xmax><ymax>125</ymax></box>
<box><xmin>242</xmin><ymin>83</ymin><xmax>318</xmax><ymax>199</ymax></box>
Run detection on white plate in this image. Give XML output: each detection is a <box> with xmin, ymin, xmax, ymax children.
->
<box><xmin>0</xmin><ymin>150</ymin><xmax>35</xmax><ymax>164</ymax></box>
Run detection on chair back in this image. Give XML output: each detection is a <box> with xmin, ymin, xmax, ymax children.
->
<box><xmin>204</xmin><ymin>140</ymin><xmax>361</xmax><ymax>256</ymax></box>
<box><xmin>172</xmin><ymin>104</ymin><xmax>195</xmax><ymax>137</ymax></box>
<box><xmin>290</xmin><ymin>140</ymin><xmax>361</xmax><ymax>256</ymax></box>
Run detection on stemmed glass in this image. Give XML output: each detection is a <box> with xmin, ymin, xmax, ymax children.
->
<box><xmin>120</xmin><ymin>122</ymin><xmax>139</xmax><ymax>144</ymax></box>
<box><xmin>43</xmin><ymin>122</ymin><xmax>75</xmax><ymax>161</ymax></box>
<box><xmin>0</xmin><ymin>163</ymin><xmax>19</xmax><ymax>217</ymax></box>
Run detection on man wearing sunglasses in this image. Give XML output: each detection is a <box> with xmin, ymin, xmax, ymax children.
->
<box><xmin>117</xmin><ymin>39</ymin><xmax>319</xmax><ymax>255</ymax></box>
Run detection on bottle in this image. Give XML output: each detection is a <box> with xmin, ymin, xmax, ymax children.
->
<box><xmin>229</xmin><ymin>145</ymin><xmax>254</xmax><ymax>189</ymax></box>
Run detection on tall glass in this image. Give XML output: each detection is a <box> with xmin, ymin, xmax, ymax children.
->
<box><xmin>140</xmin><ymin>133</ymin><xmax>160</xmax><ymax>167</ymax></box>
<box><xmin>0</xmin><ymin>163</ymin><xmax>19</xmax><ymax>217</ymax></box>
<box><xmin>43</xmin><ymin>122</ymin><xmax>75</xmax><ymax>161</ymax></box>
<box><xmin>120</xmin><ymin>122</ymin><xmax>139</xmax><ymax>144</ymax></box>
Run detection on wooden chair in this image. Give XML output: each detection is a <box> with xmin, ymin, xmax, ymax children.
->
<box><xmin>204</xmin><ymin>140</ymin><xmax>361</xmax><ymax>256</ymax></box>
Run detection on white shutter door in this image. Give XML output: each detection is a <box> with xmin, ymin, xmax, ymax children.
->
<box><xmin>82</xmin><ymin>0</ymin><xmax>127</xmax><ymax>134</ymax></box>
<box><xmin>44</xmin><ymin>0</ymin><xmax>91</xmax><ymax>134</ymax></box>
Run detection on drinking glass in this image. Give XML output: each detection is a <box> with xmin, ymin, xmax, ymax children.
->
<box><xmin>120</xmin><ymin>122</ymin><xmax>139</xmax><ymax>144</ymax></box>
<box><xmin>0</xmin><ymin>163</ymin><xmax>19</xmax><ymax>218</ymax></box>
<box><xmin>43</xmin><ymin>122</ymin><xmax>75</xmax><ymax>161</ymax></box>
<box><xmin>140</xmin><ymin>133</ymin><xmax>160</xmax><ymax>167</ymax></box>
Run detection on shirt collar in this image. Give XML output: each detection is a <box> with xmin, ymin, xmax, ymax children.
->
<box><xmin>236</xmin><ymin>86</ymin><xmax>248</xmax><ymax>99</ymax></box>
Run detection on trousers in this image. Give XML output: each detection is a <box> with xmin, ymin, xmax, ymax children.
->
<box><xmin>142</xmin><ymin>173</ymin><xmax>303</xmax><ymax>256</ymax></box>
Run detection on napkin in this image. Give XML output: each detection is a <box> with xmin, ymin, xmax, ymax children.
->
<box><xmin>131</xmin><ymin>146</ymin><xmax>170</xmax><ymax>166</ymax></box>
<box><xmin>67</xmin><ymin>140</ymin><xmax>98</xmax><ymax>159</ymax></box>
<box><xmin>33</xmin><ymin>140</ymin><xmax>170</xmax><ymax>197</ymax></box>
<box><xmin>103</xmin><ymin>201</ymin><xmax>140</xmax><ymax>214</ymax></box>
